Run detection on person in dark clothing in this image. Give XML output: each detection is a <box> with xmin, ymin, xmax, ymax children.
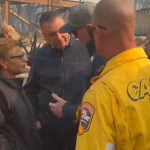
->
<box><xmin>60</xmin><ymin>3</ymin><xmax>105</xmax><ymax>75</ymax></box>
<box><xmin>0</xmin><ymin>37</ymin><xmax>41</xmax><ymax>150</ymax></box>
<box><xmin>24</xmin><ymin>11</ymin><xmax>91</xmax><ymax>150</ymax></box>
<box><xmin>50</xmin><ymin>4</ymin><xmax>105</xmax><ymax>121</ymax></box>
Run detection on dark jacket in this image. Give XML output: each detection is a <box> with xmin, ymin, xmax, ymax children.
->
<box><xmin>92</xmin><ymin>53</ymin><xmax>105</xmax><ymax>76</ymax></box>
<box><xmin>0</xmin><ymin>78</ymin><xmax>41</xmax><ymax>150</ymax></box>
<box><xmin>24</xmin><ymin>36</ymin><xmax>92</xmax><ymax>131</ymax></box>
<box><xmin>86</xmin><ymin>39</ymin><xmax>105</xmax><ymax>76</ymax></box>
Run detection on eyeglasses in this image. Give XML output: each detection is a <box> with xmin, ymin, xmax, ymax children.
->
<box><xmin>97</xmin><ymin>25</ymin><xmax>107</xmax><ymax>31</ymax></box>
<box><xmin>8</xmin><ymin>53</ymin><xmax>28</xmax><ymax>61</ymax></box>
<box><xmin>88</xmin><ymin>24</ymin><xmax>107</xmax><ymax>34</ymax></box>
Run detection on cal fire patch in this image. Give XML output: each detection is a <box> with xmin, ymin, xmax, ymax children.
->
<box><xmin>78</xmin><ymin>102</ymin><xmax>95</xmax><ymax>135</ymax></box>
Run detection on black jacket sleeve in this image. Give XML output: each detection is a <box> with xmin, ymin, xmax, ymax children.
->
<box><xmin>24</xmin><ymin>61</ymin><xmax>40</xmax><ymax>120</ymax></box>
<box><xmin>63</xmin><ymin>103</ymin><xmax>80</xmax><ymax>123</ymax></box>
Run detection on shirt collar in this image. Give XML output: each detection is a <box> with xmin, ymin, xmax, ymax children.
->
<box><xmin>91</xmin><ymin>47</ymin><xmax>148</xmax><ymax>83</ymax></box>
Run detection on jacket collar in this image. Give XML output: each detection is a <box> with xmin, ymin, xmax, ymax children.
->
<box><xmin>91</xmin><ymin>47</ymin><xmax>148</xmax><ymax>83</ymax></box>
<box><xmin>0</xmin><ymin>77</ymin><xmax>23</xmax><ymax>89</ymax></box>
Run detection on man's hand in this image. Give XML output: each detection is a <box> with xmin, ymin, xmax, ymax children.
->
<box><xmin>49</xmin><ymin>93</ymin><xmax>66</xmax><ymax>118</ymax></box>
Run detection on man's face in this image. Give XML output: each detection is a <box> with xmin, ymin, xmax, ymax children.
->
<box><xmin>41</xmin><ymin>17</ymin><xmax>68</xmax><ymax>50</ymax></box>
<box><xmin>93</xmin><ymin>26</ymin><xmax>102</xmax><ymax>53</ymax></box>
<box><xmin>75</xmin><ymin>26</ymin><xmax>91</xmax><ymax>45</ymax></box>
<box><xmin>91</xmin><ymin>24</ymin><xmax>107</xmax><ymax>57</ymax></box>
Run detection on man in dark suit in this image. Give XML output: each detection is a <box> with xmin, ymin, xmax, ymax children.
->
<box><xmin>24</xmin><ymin>11</ymin><xmax>91</xmax><ymax>150</ymax></box>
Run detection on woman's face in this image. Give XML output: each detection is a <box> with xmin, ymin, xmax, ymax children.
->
<box><xmin>4</xmin><ymin>46</ymin><xmax>28</xmax><ymax>76</ymax></box>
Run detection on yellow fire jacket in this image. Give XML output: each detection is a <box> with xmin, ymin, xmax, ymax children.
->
<box><xmin>76</xmin><ymin>47</ymin><xmax>150</xmax><ymax>150</ymax></box>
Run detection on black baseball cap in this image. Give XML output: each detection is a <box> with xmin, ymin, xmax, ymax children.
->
<box><xmin>60</xmin><ymin>3</ymin><xmax>95</xmax><ymax>33</ymax></box>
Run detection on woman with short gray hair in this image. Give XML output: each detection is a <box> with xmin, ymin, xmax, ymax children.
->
<box><xmin>0</xmin><ymin>37</ymin><xmax>41</xmax><ymax>150</ymax></box>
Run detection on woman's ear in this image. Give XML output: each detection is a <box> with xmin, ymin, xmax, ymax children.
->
<box><xmin>0</xmin><ymin>59</ymin><xmax>8</xmax><ymax>70</ymax></box>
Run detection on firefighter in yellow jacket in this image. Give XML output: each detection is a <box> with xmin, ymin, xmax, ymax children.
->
<box><xmin>76</xmin><ymin>0</ymin><xmax>150</xmax><ymax>150</ymax></box>
<box><xmin>51</xmin><ymin>0</ymin><xmax>150</xmax><ymax>149</ymax></box>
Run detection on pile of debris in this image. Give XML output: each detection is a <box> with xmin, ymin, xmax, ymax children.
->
<box><xmin>21</xmin><ymin>33</ymin><xmax>45</xmax><ymax>54</ymax></box>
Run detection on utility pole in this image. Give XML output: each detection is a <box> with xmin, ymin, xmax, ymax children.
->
<box><xmin>3</xmin><ymin>0</ymin><xmax>10</xmax><ymax>24</ymax></box>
